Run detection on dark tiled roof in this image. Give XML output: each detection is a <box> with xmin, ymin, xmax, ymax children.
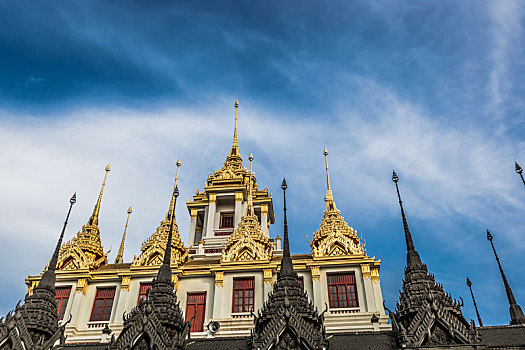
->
<box><xmin>60</xmin><ymin>343</ymin><xmax>109</xmax><ymax>349</ymax></box>
<box><xmin>479</xmin><ymin>325</ymin><xmax>525</xmax><ymax>346</ymax></box>
<box><xmin>186</xmin><ymin>337</ymin><xmax>247</xmax><ymax>350</ymax></box>
<box><xmin>329</xmin><ymin>331</ymin><xmax>398</xmax><ymax>350</ymax></box>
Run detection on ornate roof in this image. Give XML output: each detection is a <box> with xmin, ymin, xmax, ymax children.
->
<box><xmin>111</xmin><ymin>183</ymin><xmax>190</xmax><ymax>350</ymax></box>
<box><xmin>310</xmin><ymin>148</ymin><xmax>366</xmax><ymax>258</ymax></box>
<box><xmin>221</xmin><ymin>214</ymin><xmax>273</xmax><ymax>263</ymax></box>
<box><xmin>133</xmin><ymin>160</ymin><xmax>188</xmax><ymax>268</ymax></box>
<box><xmin>389</xmin><ymin>171</ymin><xmax>478</xmax><ymax>347</ymax></box>
<box><xmin>221</xmin><ymin>153</ymin><xmax>273</xmax><ymax>263</ymax></box>
<box><xmin>57</xmin><ymin>165</ymin><xmax>110</xmax><ymax>270</ymax></box>
<box><xmin>250</xmin><ymin>179</ymin><xmax>328</xmax><ymax>350</ymax></box>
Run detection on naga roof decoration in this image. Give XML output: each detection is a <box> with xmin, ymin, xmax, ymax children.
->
<box><xmin>133</xmin><ymin>160</ymin><xmax>188</xmax><ymax>268</ymax></box>
<box><xmin>221</xmin><ymin>153</ymin><xmax>273</xmax><ymax>263</ymax></box>
<box><xmin>112</xmin><ymin>182</ymin><xmax>190</xmax><ymax>350</ymax></box>
<box><xmin>310</xmin><ymin>148</ymin><xmax>366</xmax><ymax>258</ymax></box>
<box><xmin>0</xmin><ymin>194</ymin><xmax>75</xmax><ymax>350</ymax></box>
<box><xmin>57</xmin><ymin>165</ymin><xmax>110</xmax><ymax>270</ymax></box>
<box><xmin>389</xmin><ymin>171</ymin><xmax>478</xmax><ymax>347</ymax></box>
<box><xmin>250</xmin><ymin>179</ymin><xmax>328</xmax><ymax>350</ymax></box>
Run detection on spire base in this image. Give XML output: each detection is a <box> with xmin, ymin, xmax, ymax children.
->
<box><xmin>510</xmin><ymin>304</ymin><xmax>525</xmax><ymax>325</ymax></box>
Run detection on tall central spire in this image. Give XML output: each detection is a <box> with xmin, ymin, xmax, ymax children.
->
<box><xmin>323</xmin><ymin>147</ymin><xmax>337</xmax><ymax>211</ymax></box>
<box><xmin>87</xmin><ymin>164</ymin><xmax>110</xmax><ymax>226</ymax></box>
<box><xmin>392</xmin><ymin>170</ymin><xmax>422</xmax><ymax>268</ymax></box>
<box><xmin>281</xmin><ymin>178</ymin><xmax>293</xmax><ymax>275</ymax></box>
<box><xmin>228</xmin><ymin>100</ymin><xmax>241</xmax><ymax>158</ymax></box>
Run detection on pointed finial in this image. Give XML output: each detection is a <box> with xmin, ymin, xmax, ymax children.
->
<box><xmin>87</xmin><ymin>164</ymin><xmax>110</xmax><ymax>226</ymax></box>
<box><xmin>323</xmin><ymin>147</ymin><xmax>336</xmax><ymax>211</ymax></box>
<box><xmin>466</xmin><ymin>276</ymin><xmax>483</xmax><ymax>326</ymax></box>
<box><xmin>233</xmin><ymin>100</ymin><xmax>239</xmax><ymax>148</ymax></box>
<box><xmin>280</xmin><ymin>178</ymin><xmax>293</xmax><ymax>274</ymax></box>
<box><xmin>515</xmin><ymin>161</ymin><xmax>525</xmax><ymax>188</ymax></box>
<box><xmin>39</xmin><ymin>193</ymin><xmax>76</xmax><ymax>287</ymax></box>
<box><xmin>392</xmin><ymin>170</ymin><xmax>422</xmax><ymax>268</ymax></box>
<box><xmin>247</xmin><ymin>153</ymin><xmax>254</xmax><ymax>216</ymax></box>
<box><xmin>486</xmin><ymin>229</ymin><xmax>525</xmax><ymax>324</ymax></box>
<box><xmin>115</xmin><ymin>206</ymin><xmax>132</xmax><ymax>264</ymax></box>
<box><xmin>165</xmin><ymin>159</ymin><xmax>182</xmax><ymax>222</ymax></box>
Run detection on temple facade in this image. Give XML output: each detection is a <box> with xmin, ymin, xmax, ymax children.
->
<box><xmin>23</xmin><ymin>102</ymin><xmax>388</xmax><ymax>345</ymax></box>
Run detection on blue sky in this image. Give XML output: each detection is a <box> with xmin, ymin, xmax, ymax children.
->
<box><xmin>1</xmin><ymin>0</ymin><xmax>525</xmax><ymax>326</ymax></box>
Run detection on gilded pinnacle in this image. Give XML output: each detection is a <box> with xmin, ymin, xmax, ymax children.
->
<box><xmin>87</xmin><ymin>163</ymin><xmax>111</xmax><ymax>227</ymax></box>
<box><xmin>323</xmin><ymin>147</ymin><xmax>336</xmax><ymax>211</ymax></box>
<box><xmin>248</xmin><ymin>153</ymin><xmax>254</xmax><ymax>216</ymax></box>
<box><xmin>115</xmin><ymin>206</ymin><xmax>132</xmax><ymax>264</ymax></box>
<box><xmin>127</xmin><ymin>206</ymin><xmax>132</xmax><ymax>214</ymax></box>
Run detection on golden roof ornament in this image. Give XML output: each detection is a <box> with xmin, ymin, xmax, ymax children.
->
<box><xmin>310</xmin><ymin>148</ymin><xmax>365</xmax><ymax>258</ymax></box>
<box><xmin>57</xmin><ymin>165</ymin><xmax>111</xmax><ymax>270</ymax></box>
<box><xmin>222</xmin><ymin>153</ymin><xmax>273</xmax><ymax>263</ymax></box>
<box><xmin>207</xmin><ymin>101</ymin><xmax>250</xmax><ymax>183</ymax></box>
<box><xmin>114</xmin><ymin>206</ymin><xmax>132</xmax><ymax>264</ymax></box>
<box><xmin>132</xmin><ymin>159</ymin><xmax>188</xmax><ymax>267</ymax></box>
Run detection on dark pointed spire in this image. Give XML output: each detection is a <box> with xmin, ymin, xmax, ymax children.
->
<box><xmin>392</xmin><ymin>170</ymin><xmax>422</xmax><ymax>267</ymax></box>
<box><xmin>39</xmin><ymin>193</ymin><xmax>76</xmax><ymax>287</ymax></box>
<box><xmin>486</xmin><ymin>229</ymin><xmax>525</xmax><ymax>325</ymax></box>
<box><xmin>515</xmin><ymin>161</ymin><xmax>525</xmax><ymax>188</ymax></box>
<box><xmin>281</xmin><ymin>178</ymin><xmax>293</xmax><ymax>275</ymax></box>
<box><xmin>157</xmin><ymin>185</ymin><xmax>178</xmax><ymax>282</ymax></box>
<box><xmin>466</xmin><ymin>276</ymin><xmax>483</xmax><ymax>327</ymax></box>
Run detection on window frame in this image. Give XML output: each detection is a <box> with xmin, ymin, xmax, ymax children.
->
<box><xmin>55</xmin><ymin>286</ymin><xmax>72</xmax><ymax>320</ymax></box>
<box><xmin>90</xmin><ymin>287</ymin><xmax>116</xmax><ymax>322</ymax></box>
<box><xmin>219</xmin><ymin>212</ymin><xmax>234</xmax><ymax>229</ymax></box>
<box><xmin>185</xmin><ymin>292</ymin><xmax>207</xmax><ymax>332</ymax></box>
<box><xmin>327</xmin><ymin>272</ymin><xmax>359</xmax><ymax>309</ymax></box>
<box><xmin>232</xmin><ymin>277</ymin><xmax>255</xmax><ymax>313</ymax></box>
<box><xmin>137</xmin><ymin>282</ymin><xmax>152</xmax><ymax>305</ymax></box>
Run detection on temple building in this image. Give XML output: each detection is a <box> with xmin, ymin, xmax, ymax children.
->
<box><xmin>2</xmin><ymin>101</ymin><xmax>525</xmax><ymax>349</ymax></box>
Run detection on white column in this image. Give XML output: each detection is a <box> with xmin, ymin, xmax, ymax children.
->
<box><xmin>371</xmin><ymin>267</ymin><xmax>385</xmax><ymax>313</ymax></box>
<box><xmin>260</xmin><ymin>204</ymin><xmax>269</xmax><ymax>236</ymax></box>
<box><xmin>234</xmin><ymin>192</ymin><xmax>243</xmax><ymax>229</ymax></box>
<box><xmin>361</xmin><ymin>264</ymin><xmax>374</xmax><ymax>312</ymax></box>
<box><xmin>205</xmin><ymin>193</ymin><xmax>216</xmax><ymax>238</ymax></box>
<box><xmin>263</xmin><ymin>269</ymin><xmax>273</xmax><ymax>302</ymax></box>
<box><xmin>67</xmin><ymin>278</ymin><xmax>88</xmax><ymax>325</ymax></box>
<box><xmin>189</xmin><ymin>209</ymin><xmax>197</xmax><ymax>246</ymax></box>
<box><xmin>212</xmin><ymin>272</ymin><xmax>224</xmax><ymax>319</ymax></box>
<box><xmin>112</xmin><ymin>277</ymin><xmax>130</xmax><ymax>323</ymax></box>
<box><xmin>311</xmin><ymin>267</ymin><xmax>323</xmax><ymax>310</ymax></box>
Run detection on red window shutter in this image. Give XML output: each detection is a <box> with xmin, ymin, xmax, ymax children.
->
<box><xmin>90</xmin><ymin>287</ymin><xmax>116</xmax><ymax>322</ymax></box>
<box><xmin>55</xmin><ymin>286</ymin><xmax>72</xmax><ymax>320</ymax></box>
<box><xmin>186</xmin><ymin>292</ymin><xmax>206</xmax><ymax>332</ymax></box>
<box><xmin>137</xmin><ymin>282</ymin><xmax>152</xmax><ymax>305</ymax></box>
<box><xmin>327</xmin><ymin>273</ymin><xmax>359</xmax><ymax>308</ymax></box>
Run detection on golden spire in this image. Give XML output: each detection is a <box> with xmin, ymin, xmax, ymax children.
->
<box><xmin>323</xmin><ymin>148</ymin><xmax>336</xmax><ymax>211</ymax></box>
<box><xmin>233</xmin><ymin>100</ymin><xmax>239</xmax><ymax>148</ymax></box>
<box><xmin>247</xmin><ymin>153</ymin><xmax>254</xmax><ymax>216</ymax></box>
<box><xmin>87</xmin><ymin>164</ymin><xmax>110</xmax><ymax>226</ymax></box>
<box><xmin>165</xmin><ymin>159</ymin><xmax>182</xmax><ymax>222</ymax></box>
<box><xmin>114</xmin><ymin>206</ymin><xmax>132</xmax><ymax>264</ymax></box>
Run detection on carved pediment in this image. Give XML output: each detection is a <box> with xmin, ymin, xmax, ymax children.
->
<box><xmin>132</xmin><ymin>221</ymin><xmax>188</xmax><ymax>268</ymax></box>
<box><xmin>310</xmin><ymin>208</ymin><xmax>366</xmax><ymax>258</ymax></box>
<box><xmin>221</xmin><ymin>215</ymin><xmax>272</xmax><ymax>263</ymax></box>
